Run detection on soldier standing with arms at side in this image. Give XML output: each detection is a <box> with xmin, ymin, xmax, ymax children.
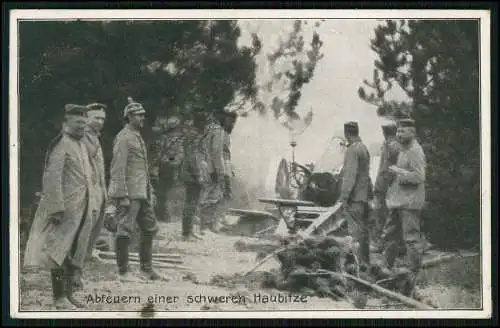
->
<box><xmin>106</xmin><ymin>97</ymin><xmax>165</xmax><ymax>283</ymax></box>
<box><xmin>81</xmin><ymin>104</ymin><xmax>108</xmax><ymax>263</ymax></box>
<box><xmin>23</xmin><ymin>104</ymin><xmax>94</xmax><ymax>310</ymax></box>
<box><xmin>68</xmin><ymin>103</ymin><xmax>108</xmax><ymax>290</ymax></box>
<box><xmin>371</xmin><ymin>123</ymin><xmax>401</xmax><ymax>252</ymax></box>
<box><xmin>179</xmin><ymin>110</ymin><xmax>208</xmax><ymax>241</ymax></box>
<box><xmin>337</xmin><ymin>121</ymin><xmax>373</xmax><ymax>268</ymax></box>
<box><xmin>199</xmin><ymin>111</ymin><xmax>237</xmax><ymax>234</ymax></box>
<box><xmin>380</xmin><ymin>119</ymin><xmax>427</xmax><ymax>276</ymax></box>
<box><xmin>150</xmin><ymin>115</ymin><xmax>185</xmax><ymax>222</ymax></box>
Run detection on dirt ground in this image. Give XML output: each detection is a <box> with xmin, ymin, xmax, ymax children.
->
<box><xmin>19</xmin><ymin>219</ymin><xmax>482</xmax><ymax>314</ymax></box>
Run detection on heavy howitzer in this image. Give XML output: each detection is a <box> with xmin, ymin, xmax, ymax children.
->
<box><xmin>229</xmin><ymin>134</ymin><xmax>348</xmax><ymax>238</ymax></box>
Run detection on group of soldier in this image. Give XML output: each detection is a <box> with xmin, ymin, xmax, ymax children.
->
<box><xmin>338</xmin><ymin>119</ymin><xmax>427</xmax><ymax>281</ymax></box>
<box><xmin>149</xmin><ymin>108</ymin><xmax>237</xmax><ymax>239</ymax></box>
<box><xmin>23</xmin><ymin>98</ymin><xmax>238</xmax><ymax>310</ymax></box>
<box><xmin>22</xmin><ymin>94</ymin><xmax>427</xmax><ymax>310</ymax></box>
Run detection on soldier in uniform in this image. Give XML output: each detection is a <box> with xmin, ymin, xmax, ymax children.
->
<box><xmin>371</xmin><ymin>123</ymin><xmax>401</xmax><ymax>252</ymax></box>
<box><xmin>150</xmin><ymin>115</ymin><xmax>185</xmax><ymax>222</ymax></box>
<box><xmin>380</xmin><ymin>118</ymin><xmax>427</xmax><ymax>275</ymax></box>
<box><xmin>23</xmin><ymin>104</ymin><xmax>94</xmax><ymax>310</ymax></box>
<box><xmin>80</xmin><ymin>103</ymin><xmax>108</xmax><ymax>267</ymax></box>
<box><xmin>179</xmin><ymin>110</ymin><xmax>209</xmax><ymax>241</ymax></box>
<box><xmin>198</xmin><ymin>111</ymin><xmax>237</xmax><ymax>234</ymax></box>
<box><xmin>337</xmin><ymin>121</ymin><xmax>373</xmax><ymax>268</ymax></box>
<box><xmin>107</xmin><ymin>97</ymin><xmax>165</xmax><ymax>283</ymax></box>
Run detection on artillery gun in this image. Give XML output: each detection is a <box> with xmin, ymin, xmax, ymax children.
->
<box><xmin>229</xmin><ymin>132</ymin><xmax>349</xmax><ymax>239</ymax></box>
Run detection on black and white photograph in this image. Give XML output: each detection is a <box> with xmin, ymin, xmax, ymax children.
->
<box><xmin>9</xmin><ymin>9</ymin><xmax>492</xmax><ymax>319</ymax></box>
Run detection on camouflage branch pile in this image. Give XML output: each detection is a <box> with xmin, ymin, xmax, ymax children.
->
<box><xmin>216</xmin><ymin>235</ymin><xmax>419</xmax><ymax>308</ymax></box>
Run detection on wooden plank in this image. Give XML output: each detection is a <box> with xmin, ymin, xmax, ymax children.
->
<box><xmin>228</xmin><ymin>208</ymin><xmax>279</xmax><ymax>221</ymax></box>
<box><xmin>98</xmin><ymin>251</ymin><xmax>182</xmax><ymax>259</ymax></box>
<box><xmin>296</xmin><ymin>206</ymin><xmax>331</xmax><ymax>213</ymax></box>
<box><xmin>98</xmin><ymin>258</ymin><xmax>191</xmax><ymax>271</ymax></box>
<box><xmin>258</xmin><ymin>198</ymin><xmax>317</xmax><ymax>207</ymax></box>
<box><xmin>301</xmin><ymin>202</ymin><xmax>344</xmax><ymax>237</ymax></box>
<box><xmin>98</xmin><ymin>252</ymin><xmax>184</xmax><ymax>264</ymax></box>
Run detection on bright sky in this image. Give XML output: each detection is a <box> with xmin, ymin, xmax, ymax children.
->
<box><xmin>231</xmin><ymin>19</ymin><xmax>408</xmax><ymax>191</ymax></box>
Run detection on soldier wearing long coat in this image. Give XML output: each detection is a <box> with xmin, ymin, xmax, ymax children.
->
<box><xmin>23</xmin><ymin>104</ymin><xmax>95</xmax><ymax>310</ymax></box>
<box><xmin>81</xmin><ymin>104</ymin><xmax>108</xmax><ymax>267</ymax></box>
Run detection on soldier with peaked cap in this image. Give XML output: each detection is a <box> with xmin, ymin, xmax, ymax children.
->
<box><xmin>80</xmin><ymin>103</ymin><xmax>108</xmax><ymax>273</ymax></box>
<box><xmin>179</xmin><ymin>109</ymin><xmax>209</xmax><ymax>241</ymax></box>
<box><xmin>107</xmin><ymin>97</ymin><xmax>166</xmax><ymax>283</ymax></box>
<box><xmin>371</xmin><ymin>122</ymin><xmax>401</xmax><ymax>252</ymax></box>
<box><xmin>23</xmin><ymin>104</ymin><xmax>95</xmax><ymax>310</ymax></box>
<box><xmin>379</xmin><ymin>118</ymin><xmax>427</xmax><ymax>282</ymax></box>
<box><xmin>337</xmin><ymin>121</ymin><xmax>373</xmax><ymax>268</ymax></box>
<box><xmin>150</xmin><ymin>114</ymin><xmax>185</xmax><ymax>222</ymax></box>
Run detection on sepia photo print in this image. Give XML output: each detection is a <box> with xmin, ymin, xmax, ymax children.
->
<box><xmin>8</xmin><ymin>9</ymin><xmax>492</xmax><ymax>320</ymax></box>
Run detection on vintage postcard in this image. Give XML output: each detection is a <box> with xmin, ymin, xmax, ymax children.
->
<box><xmin>9</xmin><ymin>9</ymin><xmax>492</xmax><ymax>319</ymax></box>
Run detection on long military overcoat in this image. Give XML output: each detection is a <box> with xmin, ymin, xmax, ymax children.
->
<box><xmin>23</xmin><ymin>132</ymin><xmax>95</xmax><ymax>269</ymax></box>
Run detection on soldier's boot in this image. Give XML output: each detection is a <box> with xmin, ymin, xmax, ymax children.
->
<box><xmin>64</xmin><ymin>265</ymin><xmax>85</xmax><ymax>309</ymax></box>
<box><xmin>378</xmin><ymin>242</ymin><xmax>400</xmax><ymax>277</ymax></box>
<box><xmin>115</xmin><ymin>236</ymin><xmax>143</xmax><ymax>283</ymax></box>
<box><xmin>138</xmin><ymin>233</ymin><xmax>169</xmax><ymax>282</ymax></box>
<box><xmin>403</xmin><ymin>244</ymin><xmax>423</xmax><ymax>297</ymax></box>
<box><xmin>51</xmin><ymin>268</ymin><xmax>77</xmax><ymax>310</ymax></box>
<box><xmin>72</xmin><ymin>267</ymin><xmax>83</xmax><ymax>291</ymax></box>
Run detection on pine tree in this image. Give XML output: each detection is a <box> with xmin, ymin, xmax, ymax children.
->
<box><xmin>358</xmin><ymin>20</ymin><xmax>480</xmax><ymax>248</ymax></box>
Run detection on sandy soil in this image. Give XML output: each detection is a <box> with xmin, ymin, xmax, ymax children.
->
<box><xmin>19</xmin><ymin>221</ymin><xmax>482</xmax><ymax>314</ymax></box>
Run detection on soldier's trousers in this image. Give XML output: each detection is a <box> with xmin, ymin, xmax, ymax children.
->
<box><xmin>341</xmin><ymin>201</ymin><xmax>370</xmax><ymax>266</ymax></box>
<box><xmin>373</xmin><ymin>199</ymin><xmax>389</xmax><ymax>243</ymax></box>
<box><xmin>199</xmin><ymin>181</ymin><xmax>224</xmax><ymax>231</ymax></box>
<box><xmin>182</xmin><ymin>182</ymin><xmax>202</xmax><ymax>237</ymax></box>
<box><xmin>116</xmin><ymin>199</ymin><xmax>159</xmax><ymax>238</ymax></box>
<box><xmin>380</xmin><ymin>208</ymin><xmax>423</xmax><ymax>269</ymax></box>
<box><xmin>115</xmin><ymin>199</ymin><xmax>159</xmax><ymax>274</ymax></box>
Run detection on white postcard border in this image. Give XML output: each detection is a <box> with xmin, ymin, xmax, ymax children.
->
<box><xmin>9</xmin><ymin>9</ymin><xmax>492</xmax><ymax>320</ymax></box>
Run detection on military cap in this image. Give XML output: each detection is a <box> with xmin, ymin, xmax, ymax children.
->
<box><xmin>382</xmin><ymin>123</ymin><xmax>397</xmax><ymax>135</ymax></box>
<box><xmin>123</xmin><ymin>97</ymin><xmax>146</xmax><ymax>118</ymax></box>
<box><xmin>86</xmin><ymin>103</ymin><xmax>108</xmax><ymax>112</ymax></box>
<box><xmin>344</xmin><ymin>121</ymin><xmax>359</xmax><ymax>134</ymax></box>
<box><xmin>398</xmin><ymin>118</ymin><xmax>416</xmax><ymax>127</ymax></box>
<box><xmin>64</xmin><ymin>104</ymin><xmax>88</xmax><ymax>116</ymax></box>
<box><xmin>166</xmin><ymin>116</ymin><xmax>181</xmax><ymax>128</ymax></box>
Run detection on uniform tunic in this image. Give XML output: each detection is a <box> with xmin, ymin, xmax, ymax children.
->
<box><xmin>198</xmin><ymin>122</ymin><xmax>227</xmax><ymax>229</ymax></box>
<box><xmin>108</xmin><ymin>125</ymin><xmax>158</xmax><ymax>238</ymax></box>
<box><xmin>149</xmin><ymin>126</ymin><xmax>185</xmax><ymax>220</ymax></box>
<box><xmin>179</xmin><ymin>127</ymin><xmax>208</xmax><ymax>235</ymax></box>
<box><xmin>337</xmin><ymin>136</ymin><xmax>372</xmax><ymax>264</ymax></box>
<box><xmin>382</xmin><ymin>139</ymin><xmax>427</xmax><ymax>267</ymax></box>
